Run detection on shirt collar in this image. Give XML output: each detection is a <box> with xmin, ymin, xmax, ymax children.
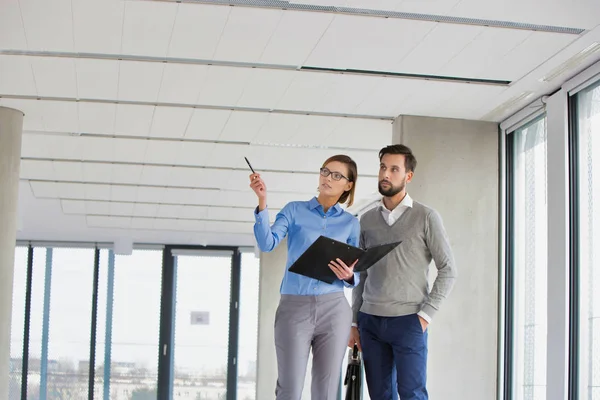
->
<box><xmin>309</xmin><ymin>197</ymin><xmax>342</xmax><ymax>214</ymax></box>
<box><xmin>379</xmin><ymin>193</ymin><xmax>413</xmax><ymax>212</ymax></box>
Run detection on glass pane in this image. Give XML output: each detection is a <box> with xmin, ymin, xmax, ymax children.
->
<box><xmin>173</xmin><ymin>253</ymin><xmax>232</xmax><ymax>400</ymax></box>
<box><xmin>576</xmin><ymin>80</ymin><xmax>600</xmax><ymax>399</ymax></box>
<box><xmin>238</xmin><ymin>252</ymin><xmax>260</xmax><ymax>400</ymax></box>
<box><xmin>9</xmin><ymin>247</ymin><xmax>28</xmax><ymax>400</ymax></box>
<box><xmin>46</xmin><ymin>248</ymin><xmax>95</xmax><ymax>400</ymax></box>
<box><xmin>511</xmin><ymin>116</ymin><xmax>548</xmax><ymax>400</ymax></box>
<box><xmin>27</xmin><ymin>247</ymin><xmax>47</xmax><ymax>399</ymax></box>
<box><xmin>110</xmin><ymin>250</ymin><xmax>162</xmax><ymax>399</ymax></box>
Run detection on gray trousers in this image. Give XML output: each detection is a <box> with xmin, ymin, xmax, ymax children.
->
<box><xmin>274</xmin><ymin>292</ymin><xmax>352</xmax><ymax>400</ymax></box>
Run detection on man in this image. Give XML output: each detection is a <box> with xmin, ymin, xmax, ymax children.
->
<box><xmin>349</xmin><ymin>144</ymin><xmax>457</xmax><ymax>400</ymax></box>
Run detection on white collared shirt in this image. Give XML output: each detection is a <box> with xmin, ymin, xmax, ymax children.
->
<box><xmin>380</xmin><ymin>193</ymin><xmax>431</xmax><ymax>324</ymax></box>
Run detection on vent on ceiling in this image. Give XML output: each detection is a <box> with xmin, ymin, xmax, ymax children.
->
<box><xmin>540</xmin><ymin>42</ymin><xmax>600</xmax><ymax>83</ymax></box>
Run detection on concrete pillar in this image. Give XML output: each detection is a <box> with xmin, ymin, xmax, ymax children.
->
<box><xmin>0</xmin><ymin>106</ymin><xmax>24</xmax><ymax>399</ymax></box>
<box><xmin>393</xmin><ymin>115</ymin><xmax>499</xmax><ymax>400</ymax></box>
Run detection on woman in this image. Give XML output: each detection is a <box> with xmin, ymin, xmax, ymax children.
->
<box><xmin>249</xmin><ymin>154</ymin><xmax>360</xmax><ymax>400</ymax></box>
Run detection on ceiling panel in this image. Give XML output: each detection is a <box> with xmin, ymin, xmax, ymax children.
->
<box><xmin>85</xmin><ymin>199</ymin><xmax>111</xmax><ymax>214</ymax></box>
<box><xmin>236</xmin><ymin>69</ymin><xmax>297</xmax><ymax>108</ymax></box>
<box><xmin>61</xmin><ymin>199</ymin><xmax>87</xmax><ymax>214</ymax></box>
<box><xmin>20</xmin><ymin>160</ymin><xmax>55</xmax><ymax>181</ymax></box>
<box><xmin>213</xmin><ymin>7</ymin><xmax>283</xmax><ymax>63</ymax></box>
<box><xmin>305</xmin><ymin>15</ymin><xmax>434</xmax><ymax>71</ymax></box>
<box><xmin>121</xmin><ymin>1</ymin><xmax>178</xmax><ymax>57</ymax></box>
<box><xmin>195</xmin><ymin>66</ymin><xmax>252</xmax><ymax>106</ymax></box>
<box><xmin>184</xmin><ymin>109</ymin><xmax>232</xmax><ymax>140</ymax></box>
<box><xmin>19</xmin><ymin>0</ymin><xmax>74</xmax><ymax>51</ymax></box>
<box><xmin>52</xmin><ymin>161</ymin><xmax>84</xmax><ymax>182</ymax></box>
<box><xmin>156</xmin><ymin>204</ymin><xmax>184</xmax><ymax>219</ymax></box>
<box><xmin>72</xmin><ymin>0</ymin><xmax>124</xmax><ymax>54</ymax></box>
<box><xmin>260</xmin><ymin>11</ymin><xmax>334</xmax><ymax>65</ymax></box>
<box><xmin>118</xmin><ymin>61</ymin><xmax>165</xmax><ymax>102</ymax></box>
<box><xmin>76</xmin><ymin>59</ymin><xmax>120</xmax><ymax>100</ymax></box>
<box><xmin>78</xmin><ymin>102</ymin><xmax>116</xmax><ymax>134</ymax></box>
<box><xmin>157</xmin><ymin>64</ymin><xmax>209</xmax><ymax>104</ymax></box>
<box><xmin>149</xmin><ymin>106</ymin><xmax>194</xmax><ymax>138</ymax></box>
<box><xmin>0</xmin><ymin>0</ymin><xmax>27</xmax><ymax>49</ymax></box>
<box><xmin>138</xmin><ymin>165</ymin><xmax>174</xmax><ymax>186</ymax></box>
<box><xmin>132</xmin><ymin>203</ymin><xmax>160</xmax><ymax>218</ymax></box>
<box><xmin>218</xmin><ymin>111</ymin><xmax>268</xmax><ymax>142</ymax></box>
<box><xmin>114</xmin><ymin>104</ymin><xmax>155</xmax><ymax>136</ymax></box>
<box><xmin>167</xmin><ymin>4</ymin><xmax>230</xmax><ymax>59</ymax></box>
<box><xmin>0</xmin><ymin>56</ymin><xmax>37</xmax><ymax>96</ymax></box>
<box><xmin>111</xmin><ymin>201</ymin><xmax>136</xmax><ymax>216</ymax></box>
<box><xmin>30</xmin><ymin>57</ymin><xmax>77</xmax><ymax>98</ymax></box>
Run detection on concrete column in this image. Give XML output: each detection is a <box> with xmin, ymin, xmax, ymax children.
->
<box><xmin>393</xmin><ymin>115</ymin><xmax>499</xmax><ymax>400</ymax></box>
<box><xmin>0</xmin><ymin>106</ymin><xmax>24</xmax><ymax>399</ymax></box>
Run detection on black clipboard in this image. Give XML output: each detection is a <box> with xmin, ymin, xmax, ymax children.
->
<box><xmin>288</xmin><ymin>236</ymin><xmax>401</xmax><ymax>284</ymax></box>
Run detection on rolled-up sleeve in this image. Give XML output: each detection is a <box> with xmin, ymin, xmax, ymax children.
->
<box><xmin>253</xmin><ymin>203</ymin><xmax>293</xmax><ymax>252</ymax></box>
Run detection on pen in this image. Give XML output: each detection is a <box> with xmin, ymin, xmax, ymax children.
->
<box><xmin>244</xmin><ymin>157</ymin><xmax>256</xmax><ymax>174</ymax></box>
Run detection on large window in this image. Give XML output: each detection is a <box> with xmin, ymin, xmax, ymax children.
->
<box><xmin>508</xmin><ymin>116</ymin><xmax>548</xmax><ymax>400</ymax></box>
<box><xmin>574</xmin><ymin>80</ymin><xmax>600</xmax><ymax>399</ymax></box>
<box><xmin>10</xmin><ymin>245</ymin><xmax>255</xmax><ymax>400</ymax></box>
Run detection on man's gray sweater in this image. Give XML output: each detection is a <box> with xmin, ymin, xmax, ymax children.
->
<box><xmin>352</xmin><ymin>201</ymin><xmax>457</xmax><ymax>322</ymax></box>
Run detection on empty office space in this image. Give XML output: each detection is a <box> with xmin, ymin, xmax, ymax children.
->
<box><xmin>1</xmin><ymin>0</ymin><xmax>600</xmax><ymax>399</ymax></box>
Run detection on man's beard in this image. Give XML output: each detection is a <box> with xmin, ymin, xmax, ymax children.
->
<box><xmin>378</xmin><ymin>179</ymin><xmax>405</xmax><ymax>197</ymax></box>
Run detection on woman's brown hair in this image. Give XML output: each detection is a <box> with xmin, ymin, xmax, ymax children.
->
<box><xmin>321</xmin><ymin>155</ymin><xmax>358</xmax><ymax>207</ymax></box>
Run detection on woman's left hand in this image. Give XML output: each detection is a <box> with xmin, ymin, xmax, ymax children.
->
<box><xmin>328</xmin><ymin>258</ymin><xmax>358</xmax><ymax>282</ymax></box>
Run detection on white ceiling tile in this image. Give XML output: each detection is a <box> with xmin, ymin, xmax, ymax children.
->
<box><xmin>275</xmin><ymin>71</ymin><xmax>330</xmax><ymax>112</ymax></box>
<box><xmin>117</xmin><ymin>61</ymin><xmax>164</xmax><ymax>102</ymax></box>
<box><xmin>114</xmin><ymin>104</ymin><xmax>155</xmax><ymax>136</ymax></box>
<box><xmin>174</xmin><ymin>142</ymin><xmax>216</xmax><ymax>167</ymax></box>
<box><xmin>61</xmin><ymin>199</ymin><xmax>86</xmax><ymax>214</ymax></box>
<box><xmin>150</xmin><ymin>106</ymin><xmax>194</xmax><ymax>138</ymax></box>
<box><xmin>207</xmin><ymin>207</ymin><xmax>253</xmax><ymax>222</ymax></box>
<box><xmin>213</xmin><ymin>7</ymin><xmax>283</xmax><ymax>63</ymax></box>
<box><xmin>132</xmin><ymin>203</ymin><xmax>159</xmax><ymax>218</ymax></box>
<box><xmin>156</xmin><ymin>204</ymin><xmax>183</xmax><ymax>219</ymax></box>
<box><xmin>436</xmin><ymin>28</ymin><xmax>532</xmax><ymax>80</ymax></box>
<box><xmin>483</xmin><ymin>32</ymin><xmax>577</xmax><ymax>81</ymax></box>
<box><xmin>139</xmin><ymin>165</ymin><xmax>173</xmax><ymax>186</ymax></box>
<box><xmin>85</xmin><ymin>184</ymin><xmax>112</xmax><ymax>201</ymax></box>
<box><xmin>83</xmin><ymin>163</ymin><xmax>117</xmax><ymax>183</ymax></box>
<box><xmin>169</xmin><ymin>168</ymin><xmax>231</xmax><ymax>189</ymax></box>
<box><xmin>252</xmin><ymin>113</ymin><xmax>304</xmax><ymax>144</ymax></box>
<box><xmin>79</xmin><ymin>137</ymin><xmax>116</xmax><ymax>162</ymax></box>
<box><xmin>112</xmin><ymin>139</ymin><xmax>148</xmax><ymax>163</ymax></box>
<box><xmin>157</xmin><ymin>64</ymin><xmax>209</xmax><ymax>104</ymax></box>
<box><xmin>110</xmin><ymin>202</ymin><xmax>136</xmax><ymax>216</ymax></box>
<box><xmin>184</xmin><ymin>109</ymin><xmax>232</xmax><ymax>140</ymax></box>
<box><xmin>39</xmin><ymin>101</ymin><xmax>80</xmax><ymax>132</ymax></box>
<box><xmin>72</xmin><ymin>0</ymin><xmax>124</xmax><ymax>54</ymax></box>
<box><xmin>394</xmin><ymin>24</ymin><xmax>484</xmax><ymax>75</ymax></box>
<box><xmin>87</xmin><ymin>215</ymin><xmax>131</xmax><ymax>229</ymax></box>
<box><xmin>393</xmin><ymin>0</ymin><xmax>459</xmax><ymax>13</ymax></box>
<box><xmin>313</xmin><ymin>74</ymin><xmax>382</xmax><ymax>114</ymax></box>
<box><xmin>160</xmin><ymin>187</ymin><xmax>216</xmax><ymax>205</ymax></box>
<box><xmin>204</xmin><ymin>220</ymin><xmax>253</xmax><ymax>234</ymax></box>
<box><xmin>20</xmin><ymin>0</ymin><xmax>74</xmax><ymax>51</ymax></box>
<box><xmin>30</xmin><ymin>181</ymin><xmax>59</xmax><ymax>198</ymax></box>
<box><xmin>121</xmin><ymin>1</ymin><xmax>178</xmax><ymax>56</ymax></box>
<box><xmin>58</xmin><ymin>182</ymin><xmax>86</xmax><ymax>199</ymax></box>
<box><xmin>0</xmin><ymin>56</ymin><xmax>37</xmax><ymax>96</ymax></box>
<box><xmin>219</xmin><ymin>111</ymin><xmax>268</xmax><ymax>142</ymax></box>
<box><xmin>0</xmin><ymin>0</ymin><xmax>28</xmax><ymax>49</ymax></box>
<box><xmin>110</xmin><ymin>185</ymin><xmax>138</xmax><ymax>202</ymax></box>
<box><xmin>31</xmin><ymin>57</ymin><xmax>77</xmax><ymax>98</ymax></box>
<box><xmin>196</xmin><ymin>66</ymin><xmax>252</xmax><ymax>106</ymax></box>
<box><xmin>136</xmin><ymin>186</ymin><xmax>167</xmax><ymax>203</ymax></box>
<box><xmin>78</xmin><ymin>103</ymin><xmax>116</xmax><ymax>134</ymax></box>
<box><xmin>109</xmin><ymin>165</ymin><xmax>144</xmax><ymax>185</ymax></box>
<box><xmin>21</xmin><ymin>133</ymin><xmax>83</xmax><ymax>160</ymax></box>
<box><xmin>202</xmin><ymin>143</ymin><xmax>248</xmax><ymax>169</ymax></box>
<box><xmin>143</xmin><ymin>141</ymin><xmax>181</xmax><ymax>164</ymax></box>
<box><xmin>131</xmin><ymin>217</ymin><xmax>155</xmax><ymax>230</ymax></box>
<box><xmin>85</xmin><ymin>200</ymin><xmax>111</xmax><ymax>215</ymax></box>
<box><xmin>20</xmin><ymin>160</ymin><xmax>55</xmax><ymax>181</ymax></box>
<box><xmin>167</xmin><ymin>4</ymin><xmax>230</xmax><ymax>59</ymax></box>
<box><xmin>305</xmin><ymin>16</ymin><xmax>434</xmax><ymax>71</ymax></box>
<box><xmin>260</xmin><ymin>11</ymin><xmax>334</xmax><ymax>65</ymax></box>
<box><xmin>353</xmin><ymin>78</ymin><xmax>425</xmax><ymax>116</ymax></box>
<box><xmin>284</xmin><ymin>114</ymin><xmax>341</xmax><ymax>146</ymax></box>
<box><xmin>236</xmin><ymin>69</ymin><xmax>297</xmax><ymax>109</ymax></box>
<box><xmin>52</xmin><ymin>161</ymin><xmax>84</xmax><ymax>182</ymax></box>
<box><xmin>76</xmin><ymin>59</ymin><xmax>120</xmax><ymax>100</ymax></box>
<box><xmin>327</xmin><ymin>118</ymin><xmax>392</xmax><ymax>150</ymax></box>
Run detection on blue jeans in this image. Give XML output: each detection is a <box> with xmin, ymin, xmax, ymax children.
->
<box><xmin>358</xmin><ymin>312</ymin><xmax>428</xmax><ymax>400</ymax></box>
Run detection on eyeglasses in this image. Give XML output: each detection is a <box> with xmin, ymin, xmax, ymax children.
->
<box><xmin>320</xmin><ymin>167</ymin><xmax>351</xmax><ymax>182</ymax></box>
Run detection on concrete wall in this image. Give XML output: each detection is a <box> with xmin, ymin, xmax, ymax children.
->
<box><xmin>394</xmin><ymin>115</ymin><xmax>499</xmax><ymax>400</ymax></box>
